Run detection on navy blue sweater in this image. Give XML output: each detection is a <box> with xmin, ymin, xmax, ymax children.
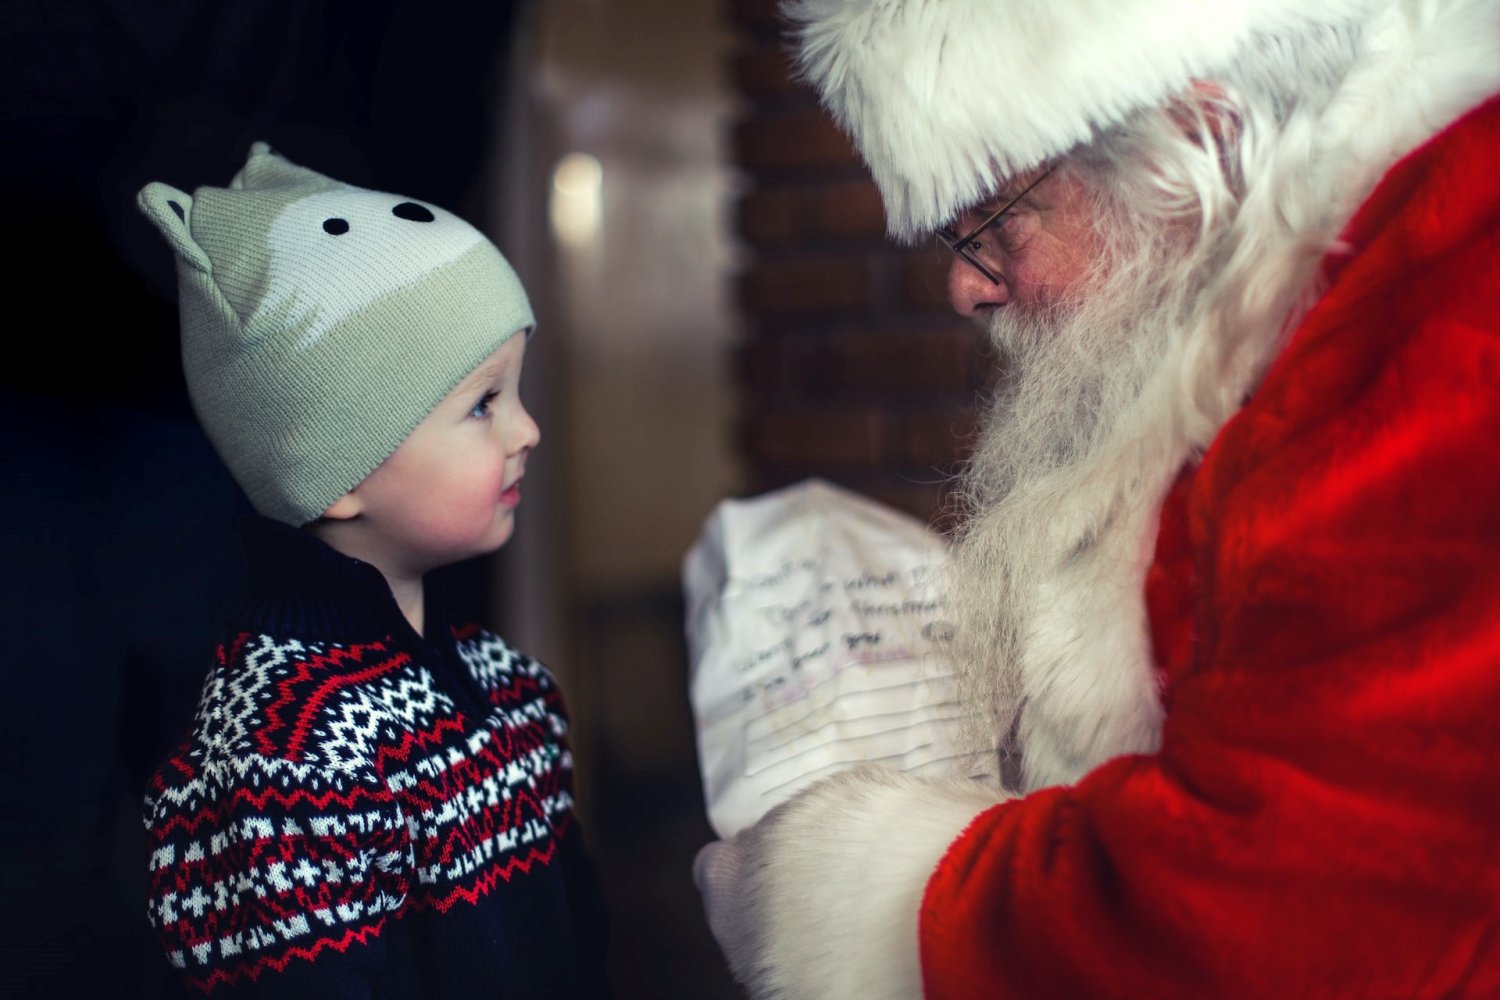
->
<box><xmin>145</xmin><ymin>518</ymin><xmax>611</xmax><ymax>997</ymax></box>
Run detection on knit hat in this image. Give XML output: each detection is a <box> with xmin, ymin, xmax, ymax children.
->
<box><xmin>137</xmin><ymin>142</ymin><xmax>534</xmax><ymax>526</ymax></box>
<box><xmin>781</xmin><ymin>0</ymin><xmax>1379</xmax><ymax>240</ymax></box>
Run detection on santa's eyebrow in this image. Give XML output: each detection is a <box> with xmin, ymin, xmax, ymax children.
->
<box><xmin>977</xmin><ymin>185</ymin><xmax>1021</xmax><ymax>209</ymax></box>
<box><xmin>975</xmin><ymin>181</ymin><xmax>1036</xmax><ymax>213</ymax></box>
<box><xmin>951</xmin><ymin>168</ymin><xmax>1054</xmax><ymax>238</ymax></box>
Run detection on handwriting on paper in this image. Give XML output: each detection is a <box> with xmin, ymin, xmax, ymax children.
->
<box><xmin>685</xmin><ymin>478</ymin><xmax>998</xmax><ymax>837</ymax></box>
<box><xmin>727</xmin><ymin>560</ymin><xmax>951</xmax><ymax>707</ymax></box>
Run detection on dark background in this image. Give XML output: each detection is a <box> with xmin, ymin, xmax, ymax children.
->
<box><xmin>1</xmin><ymin>3</ymin><xmax>525</xmax><ymax>994</ymax></box>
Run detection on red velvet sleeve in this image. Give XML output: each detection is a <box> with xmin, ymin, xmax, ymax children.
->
<box><xmin>919</xmin><ymin>97</ymin><xmax>1500</xmax><ymax>999</ymax></box>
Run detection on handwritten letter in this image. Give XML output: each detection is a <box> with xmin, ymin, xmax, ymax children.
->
<box><xmin>684</xmin><ymin>479</ymin><xmax>997</xmax><ymax>837</ymax></box>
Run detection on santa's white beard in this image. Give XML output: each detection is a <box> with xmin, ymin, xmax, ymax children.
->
<box><xmin>949</xmin><ymin>190</ymin><xmax>1212</xmax><ymax>789</ymax></box>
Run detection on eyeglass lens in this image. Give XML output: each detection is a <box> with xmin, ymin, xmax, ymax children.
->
<box><xmin>936</xmin><ymin>167</ymin><xmax>1054</xmax><ymax>286</ymax></box>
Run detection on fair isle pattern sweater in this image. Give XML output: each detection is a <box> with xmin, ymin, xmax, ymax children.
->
<box><xmin>144</xmin><ymin>518</ymin><xmax>610</xmax><ymax>997</ymax></box>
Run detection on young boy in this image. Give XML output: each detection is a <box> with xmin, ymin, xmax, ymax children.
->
<box><xmin>136</xmin><ymin>143</ymin><xmax>610</xmax><ymax>997</ymax></box>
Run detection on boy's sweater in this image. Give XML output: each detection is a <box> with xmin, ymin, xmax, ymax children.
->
<box><xmin>144</xmin><ymin>517</ymin><xmax>611</xmax><ymax>997</ymax></box>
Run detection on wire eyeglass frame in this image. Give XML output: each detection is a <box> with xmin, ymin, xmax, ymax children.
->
<box><xmin>934</xmin><ymin>167</ymin><xmax>1055</xmax><ymax>286</ymax></box>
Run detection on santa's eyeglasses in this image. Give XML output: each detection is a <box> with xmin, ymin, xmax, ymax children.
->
<box><xmin>934</xmin><ymin>167</ymin><xmax>1054</xmax><ymax>285</ymax></box>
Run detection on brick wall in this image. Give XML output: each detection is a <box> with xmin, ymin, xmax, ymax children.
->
<box><xmin>726</xmin><ymin>0</ymin><xmax>996</xmax><ymax>528</ymax></box>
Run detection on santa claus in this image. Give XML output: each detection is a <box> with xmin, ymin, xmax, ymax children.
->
<box><xmin>694</xmin><ymin>0</ymin><xmax>1500</xmax><ymax>996</ymax></box>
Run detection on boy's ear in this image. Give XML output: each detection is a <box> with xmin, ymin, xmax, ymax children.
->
<box><xmin>321</xmin><ymin>492</ymin><xmax>363</xmax><ymax>521</ymax></box>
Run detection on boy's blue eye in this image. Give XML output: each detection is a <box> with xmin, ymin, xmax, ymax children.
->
<box><xmin>470</xmin><ymin>391</ymin><xmax>499</xmax><ymax>419</ymax></box>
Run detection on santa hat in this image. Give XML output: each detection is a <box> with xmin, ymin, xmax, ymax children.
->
<box><xmin>782</xmin><ymin>0</ymin><xmax>1378</xmax><ymax>239</ymax></box>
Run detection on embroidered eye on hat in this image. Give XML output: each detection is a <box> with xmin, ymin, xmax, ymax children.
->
<box><xmin>137</xmin><ymin>141</ymin><xmax>534</xmax><ymax>526</ymax></box>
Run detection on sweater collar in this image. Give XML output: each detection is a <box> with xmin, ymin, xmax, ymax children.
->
<box><xmin>232</xmin><ymin>514</ymin><xmax>457</xmax><ymax>654</ymax></box>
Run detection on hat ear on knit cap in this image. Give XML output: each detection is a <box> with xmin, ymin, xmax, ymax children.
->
<box><xmin>137</xmin><ymin>141</ymin><xmax>534</xmax><ymax>526</ymax></box>
<box><xmin>137</xmin><ymin>183</ymin><xmax>211</xmax><ymax>272</ymax></box>
<box><xmin>781</xmin><ymin>0</ymin><xmax>1379</xmax><ymax>240</ymax></box>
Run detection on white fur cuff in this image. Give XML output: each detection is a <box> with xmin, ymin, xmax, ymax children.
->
<box><xmin>730</xmin><ymin>767</ymin><xmax>1006</xmax><ymax>1000</ymax></box>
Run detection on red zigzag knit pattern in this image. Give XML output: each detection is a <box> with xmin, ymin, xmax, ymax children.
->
<box><xmin>144</xmin><ymin>625</ymin><xmax>575</xmax><ymax>991</ymax></box>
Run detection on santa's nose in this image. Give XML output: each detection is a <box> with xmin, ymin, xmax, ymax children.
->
<box><xmin>947</xmin><ymin>258</ymin><xmax>1006</xmax><ymax>316</ymax></box>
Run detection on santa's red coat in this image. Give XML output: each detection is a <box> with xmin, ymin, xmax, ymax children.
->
<box><xmin>921</xmin><ymin>95</ymin><xmax>1500</xmax><ymax>998</ymax></box>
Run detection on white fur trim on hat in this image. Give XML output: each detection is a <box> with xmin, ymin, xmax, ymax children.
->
<box><xmin>782</xmin><ymin>0</ymin><xmax>1379</xmax><ymax>238</ymax></box>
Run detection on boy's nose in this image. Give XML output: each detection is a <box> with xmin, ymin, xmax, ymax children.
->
<box><xmin>514</xmin><ymin>406</ymin><xmax>541</xmax><ymax>452</ymax></box>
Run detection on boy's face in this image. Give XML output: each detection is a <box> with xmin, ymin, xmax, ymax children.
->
<box><xmin>329</xmin><ymin>333</ymin><xmax>539</xmax><ymax>579</ymax></box>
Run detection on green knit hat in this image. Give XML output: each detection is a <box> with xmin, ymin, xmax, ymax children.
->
<box><xmin>136</xmin><ymin>142</ymin><xmax>534</xmax><ymax>526</ymax></box>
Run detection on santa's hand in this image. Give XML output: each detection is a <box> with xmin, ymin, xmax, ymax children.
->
<box><xmin>691</xmin><ymin>769</ymin><xmax>1000</xmax><ymax>999</ymax></box>
<box><xmin>693</xmin><ymin>832</ymin><xmax>765</xmax><ymax>984</ymax></box>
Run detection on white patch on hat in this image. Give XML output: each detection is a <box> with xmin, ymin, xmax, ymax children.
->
<box><xmin>250</xmin><ymin>187</ymin><xmax>486</xmax><ymax>350</ymax></box>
